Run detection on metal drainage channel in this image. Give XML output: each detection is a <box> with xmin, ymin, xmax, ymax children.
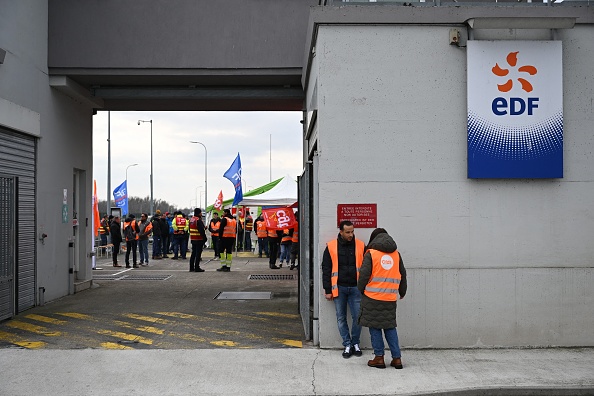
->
<box><xmin>247</xmin><ymin>274</ymin><xmax>295</xmax><ymax>281</ymax></box>
<box><xmin>214</xmin><ymin>291</ymin><xmax>272</xmax><ymax>300</ymax></box>
<box><xmin>93</xmin><ymin>274</ymin><xmax>172</xmax><ymax>281</ymax></box>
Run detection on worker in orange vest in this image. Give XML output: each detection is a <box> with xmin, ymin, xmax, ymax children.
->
<box><xmin>137</xmin><ymin>212</ymin><xmax>153</xmax><ymax>266</ymax></box>
<box><xmin>357</xmin><ymin>228</ymin><xmax>407</xmax><ymax>370</ymax></box>
<box><xmin>123</xmin><ymin>214</ymin><xmax>140</xmax><ymax>268</ymax></box>
<box><xmin>216</xmin><ymin>209</ymin><xmax>236</xmax><ymax>272</ymax></box>
<box><xmin>321</xmin><ymin>220</ymin><xmax>365</xmax><ymax>358</ymax></box>
<box><xmin>279</xmin><ymin>227</ymin><xmax>293</xmax><ymax>268</ymax></box>
<box><xmin>208</xmin><ymin>211</ymin><xmax>221</xmax><ymax>260</ymax></box>
<box><xmin>254</xmin><ymin>213</ymin><xmax>268</xmax><ymax>258</ymax></box>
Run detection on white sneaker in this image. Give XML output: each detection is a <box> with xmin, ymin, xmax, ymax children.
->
<box><xmin>353</xmin><ymin>344</ymin><xmax>362</xmax><ymax>357</ymax></box>
<box><xmin>342</xmin><ymin>345</ymin><xmax>352</xmax><ymax>358</ymax></box>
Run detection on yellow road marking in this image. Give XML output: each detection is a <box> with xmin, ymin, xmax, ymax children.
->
<box><xmin>210</xmin><ymin>340</ymin><xmax>239</xmax><ymax>347</ymax></box>
<box><xmin>255</xmin><ymin>312</ymin><xmax>300</xmax><ymax>319</ymax></box>
<box><xmin>279</xmin><ymin>339</ymin><xmax>303</xmax><ymax>348</ymax></box>
<box><xmin>113</xmin><ymin>320</ymin><xmax>164</xmax><ymax>335</ymax></box>
<box><xmin>101</xmin><ymin>342</ymin><xmax>134</xmax><ymax>350</ymax></box>
<box><xmin>56</xmin><ymin>312</ymin><xmax>93</xmax><ymax>320</ymax></box>
<box><xmin>25</xmin><ymin>314</ymin><xmax>68</xmax><ymax>325</ymax></box>
<box><xmin>167</xmin><ymin>332</ymin><xmax>207</xmax><ymax>343</ymax></box>
<box><xmin>155</xmin><ymin>312</ymin><xmax>198</xmax><ymax>319</ymax></box>
<box><xmin>121</xmin><ymin>313</ymin><xmax>173</xmax><ymax>324</ymax></box>
<box><xmin>0</xmin><ymin>330</ymin><xmax>46</xmax><ymax>349</ymax></box>
<box><xmin>96</xmin><ymin>329</ymin><xmax>153</xmax><ymax>345</ymax></box>
<box><xmin>207</xmin><ymin>312</ymin><xmax>272</xmax><ymax>322</ymax></box>
<box><xmin>6</xmin><ymin>320</ymin><xmax>61</xmax><ymax>336</ymax></box>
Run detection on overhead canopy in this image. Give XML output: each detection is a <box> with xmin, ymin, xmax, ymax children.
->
<box><xmin>237</xmin><ymin>175</ymin><xmax>297</xmax><ymax>207</ymax></box>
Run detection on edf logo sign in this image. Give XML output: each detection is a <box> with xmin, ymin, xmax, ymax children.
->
<box><xmin>467</xmin><ymin>41</ymin><xmax>563</xmax><ymax>178</ymax></box>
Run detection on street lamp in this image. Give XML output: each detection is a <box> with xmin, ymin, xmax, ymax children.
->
<box><xmin>189</xmin><ymin>141</ymin><xmax>207</xmax><ymax>211</ymax></box>
<box><xmin>138</xmin><ymin>119</ymin><xmax>153</xmax><ymax>215</ymax></box>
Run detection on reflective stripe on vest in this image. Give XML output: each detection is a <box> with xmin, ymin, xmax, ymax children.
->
<box><xmin>189</xmin><ymin>216</ymin><xmax>204</xmax><ymax>240</ymax></box>
<box><xmin>174</xmin><ymin>216</ymin><xmax>187</xmax><ymax>234</ymax></box>
<box><xmin>281</xmin><ymin>229</ymin><xmax>292</xmax><ymax>243</ymax></box>
<box><xmin>222</xmin><ymin>218</ymin><xmax>237</xmax><ymax>238</ymax></box>
<box><xmin>256</xmin><ymin>221</ymin><xmax>267</xmax><ymax>238</ymax></box>
<box><xmin>364</xmin><ymin>249</ymin><xmax>401</xmax><ymax>302</ymax></box>
<box><xmin>210</xmin><ymin>221</ymin><xmax>220</xmax><ymax>237</ymax></box>
<box><xmin>268</xmin><ymin>228</ymin><xmax>277</xmax><ymax>238</ymax></box>
<box><xmin>245</xmin><ymin>218</ymin><xmax>253</xmax><ymax>231</ymax></box>
<box><xmin>291</xmin><ymin>223</ymin><xmax>298</xmax><ymax>243</ymax></box>
<box><xmin>327</xmin><ymin>238</ymin><xmax>365</xmax><ymax>297</ymax></box>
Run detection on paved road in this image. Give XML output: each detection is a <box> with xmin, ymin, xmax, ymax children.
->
<box><xmin>0</xmin><ymin>250</ymin><xmax>306</xmax><ymax>350</ymax></box>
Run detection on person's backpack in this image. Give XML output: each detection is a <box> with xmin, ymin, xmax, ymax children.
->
<box><xmin>124</xmin><ymin>221</ymin><xmax>137</xmax><ymax>240</ymax></box>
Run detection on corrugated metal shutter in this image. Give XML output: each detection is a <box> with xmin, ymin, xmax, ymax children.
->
<box><xmin>0</xmin><ymin>127</ymin><xmax>36</xmax><ymax>315</ymax></box>
<box><xmin>0</xmin><ymin>176</ymin><xmax>15</xmax><ymax>320</ymax></box>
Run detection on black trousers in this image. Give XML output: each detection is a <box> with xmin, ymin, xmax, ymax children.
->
<box><xmin>190</xmin><ymin>240</ymin><xmax>205</xmax><ymax>270</ymax></box>
<box><xmin>268</xmin><ymin>238</ymin><xmax>280</xmax><ymax>267</ymax></box>
<box><xmin>112</xmin><ymin>242</ymin><xmax>121</xmax><ymax>264</ymax></box>
<box><xmin>125</xmin><ymin>240</ymin><xmax>138</xmax><ymax>265</ymax></box>
<box><xmin>211</xmin><ymin>235</ymin><xmax>220</xmax><ymax>257</ymax></box>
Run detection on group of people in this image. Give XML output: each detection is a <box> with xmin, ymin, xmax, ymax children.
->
<box><xmin>322</xmin><ymin>221</ymin><xmax>408</xmax><ymax>370</ymax></box>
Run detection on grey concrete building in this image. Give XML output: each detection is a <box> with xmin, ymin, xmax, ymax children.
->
<box><xmin>1</xmin><ymin>0</ymin><xmax>593</xmax><ymax>349</ymax></box>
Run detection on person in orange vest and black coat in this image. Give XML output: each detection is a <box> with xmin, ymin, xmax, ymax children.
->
<box><xmin>322</xmin><ymin>220</ymin><xmax>365</xmax><ymax>359</ymax></box>
<box><xmin>189</xmin><ymin>208</ymin><xmax>206</xmax><ymax>272</ymax></box>
<box><xmin>123</xmin><ymin>214</ymin><xmax>140</xmax><ymax>268</ymax></box>
<box><xmin>208</xmin><ymin>212</ymin><xmax>221</xmax><ymax>260</ymax></box>
<box><xmin>357</xmin><ymin>228</ymin><xmax>407</xmax><ymax>370</ymax></box>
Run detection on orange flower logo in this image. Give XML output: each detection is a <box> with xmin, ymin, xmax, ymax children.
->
<box><xmin>492</xmin><ymin>51</ymin><xmax>538</xmax><ymax>93</ymax></box>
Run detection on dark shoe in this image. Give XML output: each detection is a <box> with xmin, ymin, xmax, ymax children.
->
<box><xmin>195</xmin><ymin>267</ymin><xmax>205</xmax><ymax>272</ymax></box>
<box><xmin>258</xmin><ymin>254</ymin><xmax>262</xmax><ymax>258</ymax></box>
<box><xmin>171</xmin><ymin>257</ymin><xmax>178</xmax><ymax>260</ymax></box>
<box><xmin>162</xmin><ymin>254</ymin><xmax>169</xmax><ymax>258</ymax></box>
<box><xmin>367</xmin><ymin>355</ymin><xmax>386</xmax><ymax>368</ymax></box>
<box><xmin>289</xmin><ymin>264</ymin><xmax>295</xmax><ymax>270</ymax></box>
<box><xmin>113</xmin><ymin>263</ymin><xmax>122</xmax><ymax>268</ymax></box>
<box><xmin>223</xmin><ymin>266</ymin><xmax>230</xmax><ymax>272</ymax></box>
<box><xmin>342</xmin><ymin>345</ymin><xmax>353</xmax><ymax>359</ymax></box>
<box><xmin>153</xmin><ymin>256</ymin><xmax>162</xmax><ymax>260</ymax></box>
<box><xmin>216</xmin><ymin>266</ymin><xmax>227</xmax><ymax>272</ymax></box>
<box><xmin>269</xmin><ymin>265</ymin><xmax>280</xmax><ymax>270</ymax></box>
<box><xmin>126</xmin><ymin>264</ymin><xmax>131</xmax><ymax>268</ymax></box>
<box><xmin>353</xmin><ymin>344</ymin><xmax>363</xmax><ymax>357</ymax></box>
<box><xmin>133</xmin><ymin>264</ymin><xmax>139</xmax><ymax>268</ymax></box>
<box><xmin>181</xmin><ymin>256</ymin><xmax>187</xmax><ymax>259</ymax></box>
<box><xmin>390</xmin><ymin>358</ymin><xmax>403</xmax><ymax>369</ymax></box>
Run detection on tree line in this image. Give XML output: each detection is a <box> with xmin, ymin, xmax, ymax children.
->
<box><xmin>97</xmin><ymin>196</ymin><xmax>193</xmax><ymax>217</ymax></box>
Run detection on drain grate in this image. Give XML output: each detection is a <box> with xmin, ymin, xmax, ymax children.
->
<box><xmin>248</xmin><ymin>274</ymin><xmax>295</xmax><ymax>281</ymax></box>
<box><xmin>93</xmin><ymin>274</ymin><xmax>172</xmax><ymax>281</ymax></box>
<box><xmin>215</xmin><ymin>291</ymin><xmax>272</xmax><ymax>300</ymax></box>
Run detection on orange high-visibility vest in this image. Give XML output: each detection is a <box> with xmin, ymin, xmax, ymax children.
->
<box><xmin>268</xmin><ymin>228</ymin><xmax>278</xmax><ymax>238</ymax></box>
<box><xmin>256</xmin><ymin>221</ymin><xmax>267</xmax><ymax>238</ymax></box>
<box><xmin>281</xmin><ymin>229</ymin><xmax>292</xmax><ymax>243</ymax></box>
<box><xmin>143</xmin><ymin>221</ymin><xmax>153</xmax><ymax>235</ymax></box>
<box><xmin>245</xmin><ymin>217</ymin><xmax>253</xmax><ymax>231</ymax></box>
<box><xmin>222</xmin><ymin>218</ymin><xmax>237</xmax><ymax>238</ymax></box>
<box><xmin>100</xmin><ymin>219</ymin><xmax>110</xmax><ymax>235</ymax></box>
<box><xmin>189</xmin><ymin>216</ymin><xmax>204</xmax><ymax>241</ymax></box>
<box><xmin>210</xmin><ymin>220</ymin><xmax>220</xmax><ymax>237</ymax></box>
<box><xmin>123</xmin><ymin>221</ymin><xmax>139</xmax><ymax>241</ymax></box>
<box><xmin>364</xmin><ymin>249</ymin><xmax>402</xmax><ymax>302</ymax></box>
<box><xmin>327</xmin><ymin>238</ymin><xmax>365</xmax><ymax>297</ymax></box>
<box><xmin>291</xmin><ymin>223</ymin><xmax>298</xmax><ymax>243</ymax></box>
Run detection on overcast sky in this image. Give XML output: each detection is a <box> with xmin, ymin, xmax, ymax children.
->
<box><xmin>92</xmin><ymin>111</ymin><xmax>303</xmax><ymax>210</ymax></box>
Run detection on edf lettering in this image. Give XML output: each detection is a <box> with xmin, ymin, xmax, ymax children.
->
<box><xmin>492</xmin><ymin>97</ymin><xmax>539</xmax><ymax>116</ymax></box>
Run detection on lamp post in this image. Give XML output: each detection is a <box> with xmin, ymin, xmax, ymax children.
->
<box><xmin>125</xmin><ymin>163</ymin><xmax>138</xmax><ymax>215</ymax></box>
<box><xmin>138</xmin><ymin>119</ymin><xmax>153</xmax><ymax>215</ymax></box>
<box><xmin>189</xmin><ymin>141</ymin><xmax>207</xmax><ymax>211</ymax></box>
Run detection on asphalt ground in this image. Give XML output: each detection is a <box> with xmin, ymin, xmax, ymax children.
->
<box><xmin>0</xmin><ymin>247</ymin><xmax>306</xmax><ymax>350</ymax></box>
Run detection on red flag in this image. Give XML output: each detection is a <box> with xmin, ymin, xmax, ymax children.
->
<box><xmin>93</xmin><ymin>180</ymin><xmax>100</xmax><ymax>237</ymax></box>
<box><xmin>213</xmin><ymin>190</ymin><xmax>223</xmax><ymax>210</ymax></box>
<box><xmin>262</xmin><ymin>207</ymin><xmax>296</xmax><ymax>230</ymax></box>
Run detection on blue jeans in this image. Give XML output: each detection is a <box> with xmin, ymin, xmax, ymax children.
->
<box><xmin>173</xmin><ymin>234</ymin><xmax>188</xmax><ymax>258</ymax></box>
<box><xmin>139</xmin><ymin>239</ymin><xmax>149</xmax><ymax>263</ymax></box>
<box><xmin>334</xmin><ymin>285</ymin><xmax>362</xmax><ymax>347</ymax></box>
<box><xmin>280</xmin><ymin>243</ymin><xmax>291</xmax><ymax>262</ymax></box>
<box><xmin>152</xmin><ymin>235</ymin><xmax>161</xmax><ymax>257</ymax></box>
<box><xmin>258</xmin><ymin>237</ymin><xmax>268</xmax><ymax>256</ymax></box>
<box><xmin>369</xmin><ymin>327</ymin><xmax>401</xmax><ymax>359</ymax></box>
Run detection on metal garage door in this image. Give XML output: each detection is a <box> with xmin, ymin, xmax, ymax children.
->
<box><xmin>0</xmin><ymin>127</ymin><xmax>36</xmax><ymax>318</ymax></box>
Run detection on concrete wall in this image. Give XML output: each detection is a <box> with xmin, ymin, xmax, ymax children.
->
<box><xmin>0</xmin><ymin>1</ymin><xmax>95</xmax><ymax>304</ymax></box>
<box><xmin>307</xmin><ymin>23</ymin><xmax>594</xmax><ymax>348</ymax></box>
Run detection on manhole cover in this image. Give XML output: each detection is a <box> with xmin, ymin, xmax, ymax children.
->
<box><xmin>214</xmin><ymin>292</ymin><xmax>272</xmax><ymax>300</ymax></box>
<box><xmin>248</xmin><ymin>274</ymin><xmax>295</xmax><ymax>281</ymax></box>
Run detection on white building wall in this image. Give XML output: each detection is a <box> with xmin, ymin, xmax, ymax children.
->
<box><xmin>0</xmin><ymin>2</ymin><xmax>95</xmax><ymax>304</ymax></box>
<box><xmin>310</xmin><ymin>24</ymin><xmax>594</xmax><ymax>348</ymax></box>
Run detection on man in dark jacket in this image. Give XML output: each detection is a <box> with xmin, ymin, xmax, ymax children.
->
<box><xmin>160</xmin><ymin>212</ymin><xmax>170</xmax><ymax>258</ymax></box>
<box><xmin>151</xmin><ymin>210</ymin><xmax>163</xmax><ymax>260</ymax></box>
<box><xmin>109</xmin><ymin>216</ymin><xmax>123</xmax><ymax>267</ymax></box>
<box><xmin>321</xmin><ymin>220</ymin><xmax>365</xmax><ymax>359</ymax></box>
<box><xmin>357</xmin><ymin>228</ymin><xmax>407</xmax><ymax>370</ymax></box>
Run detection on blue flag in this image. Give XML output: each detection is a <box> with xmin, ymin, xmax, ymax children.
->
<box><xmin>223</xmin><ymin>153</ymin><xmax>243</xmax><ymax>206</ymax></box>
<box><xmin>113</xmin><ymin>180</ymin><xmax>129</xmax><ymax>215</ymax></box>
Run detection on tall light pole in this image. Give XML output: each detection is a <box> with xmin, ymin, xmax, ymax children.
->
<box><xmin>190</xmin><ymin>141</ymin><xmax>207</xmax><ymax>211</ymax></box>
<box><xmin>138</xmin><ymin>119</ymin><xmax>153</xmax><ymax>215</ymax></box>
